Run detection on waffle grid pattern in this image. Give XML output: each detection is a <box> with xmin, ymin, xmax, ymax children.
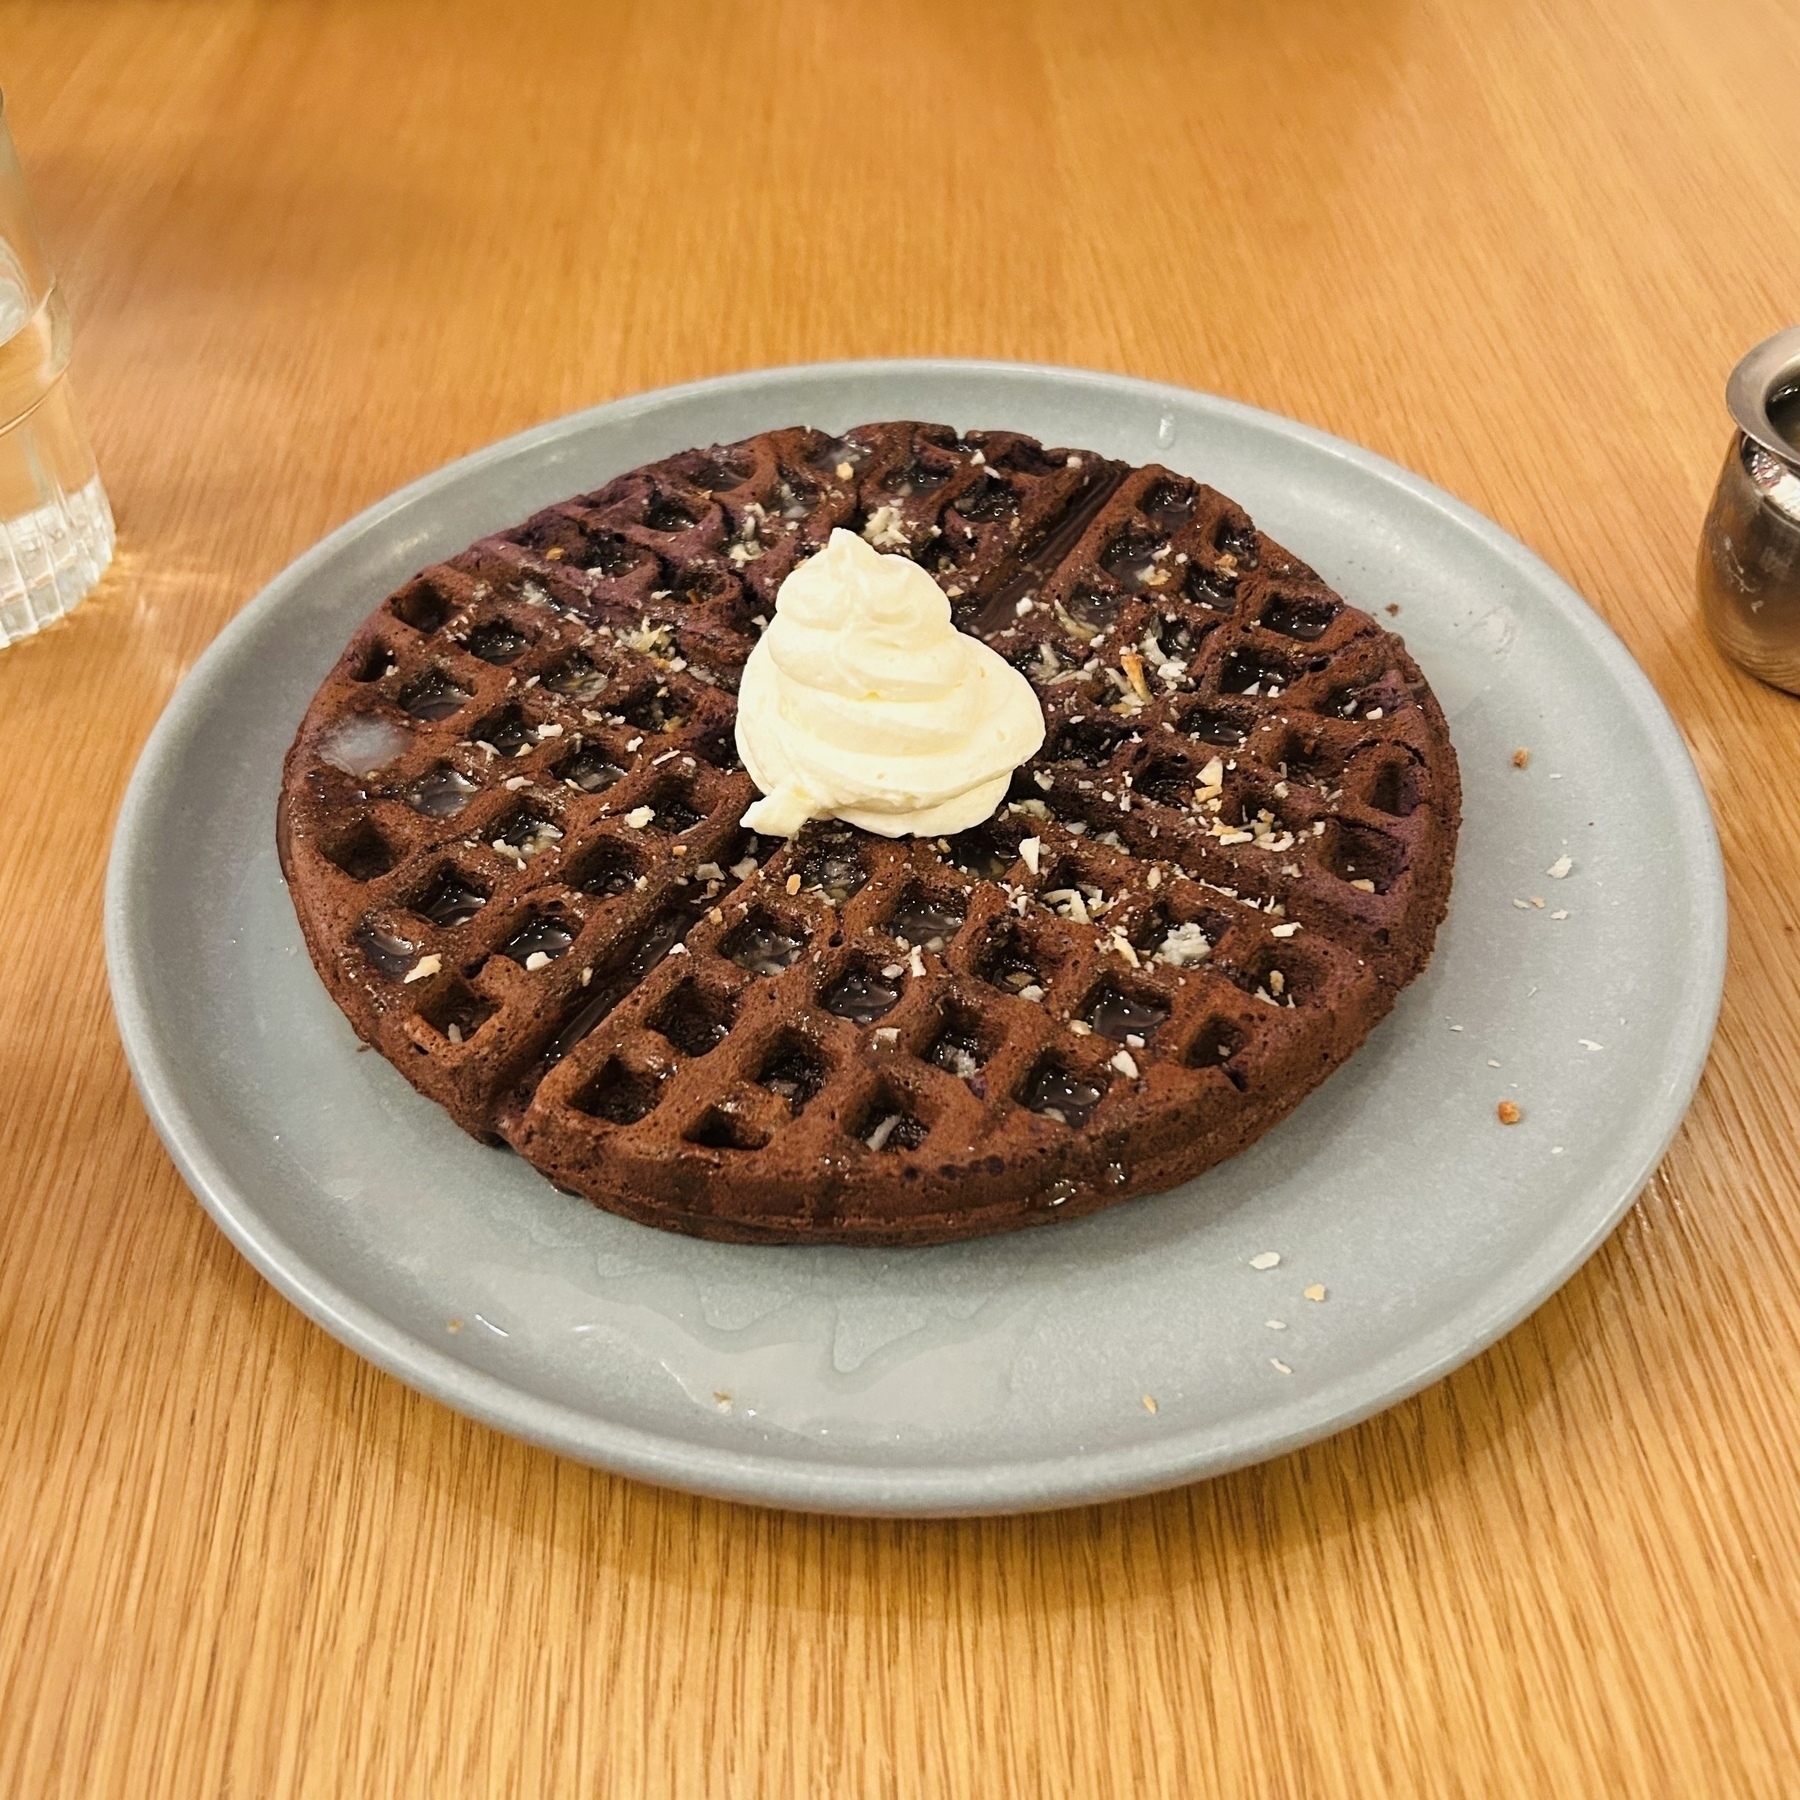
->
<box><xmin>278</xmin><ymin>423</ymin><xmax>1459</xmax><ymax>1243</ymax></box>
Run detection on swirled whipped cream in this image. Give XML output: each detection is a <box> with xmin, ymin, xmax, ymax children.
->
<box><xmin>736</xmin><ymin>529</ymin><xmax>1046</xmax><ymax>838</ymax></box>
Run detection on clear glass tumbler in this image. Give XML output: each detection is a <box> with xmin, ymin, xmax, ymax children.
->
<box><xmin>0</xmin><ymin>91</ymin><xmax>113</xmax><ymax>647</ymax></box>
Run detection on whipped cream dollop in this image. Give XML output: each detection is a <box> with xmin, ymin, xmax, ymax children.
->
<box><xmin>736</xmin><ymin>529</ymin><xmax>1046</xmax><ymax>838</ymax></box>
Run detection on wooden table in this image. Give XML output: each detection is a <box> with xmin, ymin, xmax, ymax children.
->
<box><xmin>3</xmin><ymin>2</ymin><xmax>1797</xmax><ymax>1792</ymax></box>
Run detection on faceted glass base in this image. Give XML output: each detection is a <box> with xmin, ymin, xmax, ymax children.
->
<box><xmin>0</xmin><ymin>470</ymin><xmax>114</xmax><ymax>646</ymax></box>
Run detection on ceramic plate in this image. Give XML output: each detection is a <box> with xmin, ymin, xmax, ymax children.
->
<box><xmin>105</xmin><ymin>361</ymin><xmax>1724</xmax><ymax>1515</ymax></box>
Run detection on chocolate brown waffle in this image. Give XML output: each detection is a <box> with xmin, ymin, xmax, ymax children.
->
<box><xmin>278</xmin><ymin>422</ymin><xmax>1460</xmax><ymax>1245</ymax></box>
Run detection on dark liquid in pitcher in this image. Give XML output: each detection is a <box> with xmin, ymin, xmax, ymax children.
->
<box><xmin>1771</xmin><ymin>384</ymin><xmax>1800</xmax><ymax>455</ymax></box>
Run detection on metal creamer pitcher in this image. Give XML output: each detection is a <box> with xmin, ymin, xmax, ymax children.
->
<box><xmin>1699</xmin><ymin>326</ymin><xmax>1800</xmax><ymax>694</ymax></box>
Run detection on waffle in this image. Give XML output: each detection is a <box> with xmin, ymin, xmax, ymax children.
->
<box><xmin>278</xmin><ymin>422</ymin><xmax>1460</xmax><ymax>1245</ymax></box>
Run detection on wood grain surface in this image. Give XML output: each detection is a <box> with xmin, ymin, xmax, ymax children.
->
<box><xmin>2</xmin><ymin>1</ymin><xmax>1798</xmax><ymax>1793</ymax></box>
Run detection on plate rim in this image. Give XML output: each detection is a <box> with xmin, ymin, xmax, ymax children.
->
<box><xmin>104</xmin><ymin>357</ymin><xmax>1727</xmax><ymax>1515</ymax></box>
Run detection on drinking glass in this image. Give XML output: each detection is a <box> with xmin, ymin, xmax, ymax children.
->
<box><xmin>0</xmin><ymin>90</ymin><xmax>113</xmax><ymax>647</ymax></box>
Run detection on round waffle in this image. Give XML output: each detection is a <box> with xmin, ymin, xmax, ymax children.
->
<box><xmin>278</xmin><ymin>422</ymin><xmax>1460</xmax><ymax>1245</ymax></box>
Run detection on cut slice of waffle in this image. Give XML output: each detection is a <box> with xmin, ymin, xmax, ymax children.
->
<box><xmin>278</xmin><ymin>422</ymin><xmax>1460</xmax><ymax>1244</ymax></box>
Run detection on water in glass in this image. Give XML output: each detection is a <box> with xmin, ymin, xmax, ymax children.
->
<box><xmin>0</xmin><ymin>245</ymin><xmax>112</xmax><ymax>646</ymax></box>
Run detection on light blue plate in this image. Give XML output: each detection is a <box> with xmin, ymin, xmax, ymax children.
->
<box><xmin>105</xmin><ymin>361</ymin><xmax>1725</xmax><ymax>1515</ymax></box>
